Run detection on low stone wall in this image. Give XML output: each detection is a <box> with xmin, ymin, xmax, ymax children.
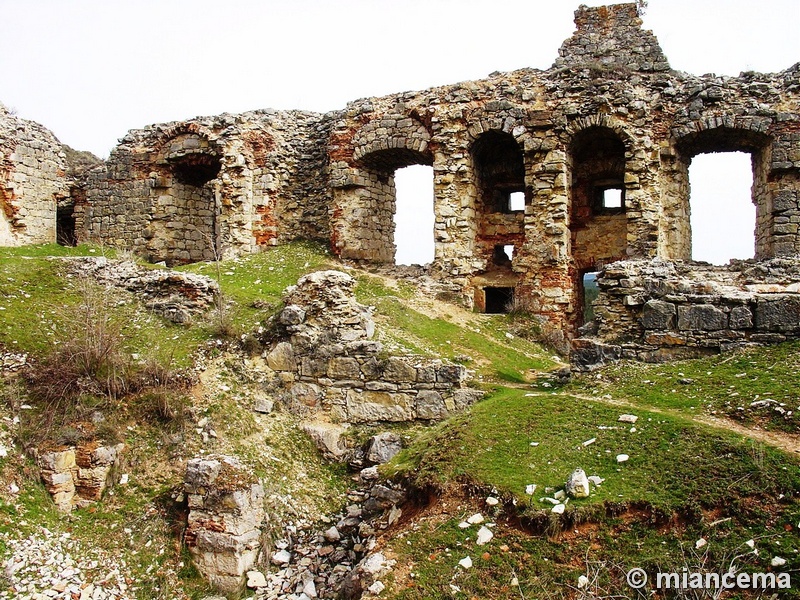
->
<box><xmin>263</xmin><ymin>270</ymin><xmax>483</xmax><ymax>423</ymax></box>
<box><xmin>572</xmin><ymin>257</ymin><xmax>800</xmax><ymax>369</ymax></box>
<box><xmin>36</xmin><ymin>442</ymin><xmax>124</xmax><ymax>513</ymax></box>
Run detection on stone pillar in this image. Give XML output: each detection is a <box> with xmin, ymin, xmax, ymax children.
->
<box><xmin>184</xmin><ymin>455</ymin><xmax>265</xmax><ymax>596</ymax></box>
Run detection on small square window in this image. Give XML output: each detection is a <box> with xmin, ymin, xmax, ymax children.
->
<box><xmin>602</xmin><ymin>188</ymin><xmax>623</xmax><ymax>209</ymax></box>
<box><xmin>508</xmin><ymin>192</ymin><xmax>525</xmax><ymax>212</ymax></box>
<box><xmin>594</xmin><ymin>185</ymin><xmax>625</xmax><ymax>213</ymax></box>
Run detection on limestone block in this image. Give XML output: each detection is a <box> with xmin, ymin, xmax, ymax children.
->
<box><xmin>290</xmin><ymin>382</ymin><xmax>321</xmax><ymax>408</ymax></box>
<box><xmin>266</xmin><ymin>342</ymin><xmax>297</xmax><ymax>372</ymax></box>
<box><xmin>302</xmin><ymin>421</ymin><xmax>350</xmax><ymax>460</ymax></box>
<box><xmin>366</xmin><ymin>432</ymin><xmax>403</xmax><ymax>465</ymax></box>
<box><xmin>383</xmin><ymin>357</ymin><xmax>417</xmax><ymax>382</ymax></box>
<box><xmin>755</xmin><ymin>296</ymin><xmax>800</xmax><ymax>332</ymax></box>
<box><xmin>677</xmin><ymin>305</ymin><xmax>728</xmax><ymax>331</ymax></box>
<box><xmin>641</xmin><ymin>299</ymin><xmax>676</xmax><ymax>330</ymax></box>
<box><xmin>328</xmin><ymin>357</ymin><xmax>362</xmax><ymax>379</ymax></box>
<box><xmin>415</xmin><ymin>390</ymin><xmax>449</xmax><ymax>420</ymax></box>
<box><xmin>346</xmin><ymin>390</ymin><xmax>414</xmax><ymax>422</ymax></box>
<box><xmin>729</xmin><ymin>305</ymin><xmax>754</xmax><ymax>329</ymax></box>
<box><xmin>436</xmin><ymin>364</ymin><xmax>467</xmax><ymax>384</ymax></box>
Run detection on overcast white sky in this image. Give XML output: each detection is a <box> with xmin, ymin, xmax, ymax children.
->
<box><xmin>1</xmin><ymin>0</ymin><xmax>798</xmax><ymax>265</ymax></box>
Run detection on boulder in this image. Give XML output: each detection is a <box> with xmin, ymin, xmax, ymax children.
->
<box><xmin>366</xmin><ymin>432</ymin><xmax>403</xmax><ymax>465</ymax></box>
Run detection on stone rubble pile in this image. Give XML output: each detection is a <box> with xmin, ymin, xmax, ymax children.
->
<box><xmin>1</xmin><ymin>529</ymin><xmax>133</xmax><ymax>599</ymax></box>
<box><xmin>247</xmin><ymin>470</ymin><xmax>405</xmax><ymax>600</ymax></box>
<box><xmin>62</xmin><ymin>256</ymin><xmax>219</xmax><ymax>323</ymax></box>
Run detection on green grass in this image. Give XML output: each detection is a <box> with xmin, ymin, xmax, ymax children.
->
<box><xmin>356</xmin><ymin>277</ymin><xmax>558</xmax><ymax>383</ymax></box>
<box><xmin>385</xmin><ymin>386</ymin><xmax>800</xmax><ymax>598</ymax></box>
<box><xmin>567</xmin><ymin>340</ymin><xmax>800</xmax><ymax>433</ymax></box>
<box><xmin>388</xmin><ymin>388</ymin><xmax>800</xmax><ymax>519</ymax></box>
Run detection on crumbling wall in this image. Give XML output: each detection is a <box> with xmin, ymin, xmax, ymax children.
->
<box><xmin>572</xmin><ymin>257</ymin><xmax>800</xmax><ymax>369</ymax></box>
<box><xmin>77</xmin><ymin>110</ymin><xmax>331</xmax><ymax>265</ymax></box>
<box><xmin>5</xmin><ymin>2</ymin><xmax>794</xmax><ymax>343</ymax></box>
<box><xmin>262</xmin><ymin>270</ymin><xmax>483</xmax><ymax>423</ymax></box>
<box><xmin>0</xmin><ymin>104</ymin><xmax>69</xmax><ymax>245</ymax></box>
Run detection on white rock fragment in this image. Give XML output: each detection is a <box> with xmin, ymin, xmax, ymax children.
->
<box><xmin>458</xmin><ymin>556</ymin><xmax>473</xmax><ymax>569</ymax></box>
<box><xmin>529</xmin><ymin>442</ymin><xmax>539</xmax><ymax>447</ymax></box>
<box><xmin>618</xmin><ymin>414</ymin><xmax>639</xmax><ymax>423</ymax></box>
<box><xmin>543</xmin><ymin>497</ymin><xmax>560</xmax><ymax>505</ymax></box>
<box><xmin>771</xmin><ymin>556</ymin><xmax>787</xmax><ymax>567</ymax></box>
<box><xmin>247</xmin><ymin>570</ymin><xmax>268</xmax><ymax>589</ymax></box>
<box><xmin>458</xmin><ymin>521</ymin><xmax>471</xmax><ymax>529</ymax></box>
<box><xmin>485</xmin><ymin>496</ymin><xmax>499</xmax><ymax>506</ymax></box>
<box><xmin>551</xmin><ymin>503</ymin><xmax>566</xmax><ymax>514</ymax></box>
<box><xmin>8</xmin><ymin>483</ymin><xmax>19</xmax><ymax>494</ymax></box>
<box><xmin>510</xmin><ymin>576</ymin><xmax>519</xmax><ymax>587</ymax></box>
<box><xmin>467</xmin><ymin>513</ymin><xmax>484</xmax><ymax>524</ymax></box>
<box><xmin>588</xmin><ymin>475</ymin><xmax>604</xmax><ymax>486</ymax></box>
<box><xmin>271</xmin><ymin>549</ymin><xmax>291</xmax><ymax>565</ymax></box>
<box><xmin>368</xmin><ymin>581</ymin><xmax>385</xmax><ymax>595</ymax></box>
<box><xmin>565</xmin><ymin>468</ymin><xmax>590</xmax><ymax>498</ymax></box>
<box><xmin>745</xmin><ymin>539</ymin><xmax>755</xmax><ymax>549</ymax></box>
<box><xmin>582</xmin><ymin>437</ymin><xmax>596</xmax><ymax>447</ymax></box>
<box><xmin>578</xmin><ymin>575</ymin><xmax>590</xmax><ymax>588</ymax></box>
<box><xmin>118</xmin><ymin>473</ymin><xmax>129</xmax><ymax>485</ymax></box>
<box><xmin>695</xmin><ymin>538</ymin><xmax>707</xmax><ymax>550</ymax></box>
<box><xmin>525</xmin><ymin>484</ymin><xmax>537</xmax><ymax>495</ymax></box>
<box><xmin>554</xmin><ymin>489</ymin><xmax>566</xmax><ymax>501</ymax></box>
<box><xmin>476</xmin><ymin>526</ymin><xmax>494</xmax><ymax>545</ymax></box>
<box><xmin>616</xmin><ymin>454</ymin><xmax>629</xmax><ymax>463</ymax></box>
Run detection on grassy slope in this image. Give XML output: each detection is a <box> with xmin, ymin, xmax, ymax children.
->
<box><xmin>0</xmin><ymin>243</ymin><xmax>798</xmax><ymax>599</ymax></box>
<box><xmin>384</xmin><ymin>385</ymin><xmax>800</xmax><ymax>599</ymax></box>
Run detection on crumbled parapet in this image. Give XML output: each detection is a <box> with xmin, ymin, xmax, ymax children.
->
<box><xmin>36</xmin><ymin>441</ymin><xmax>124</xmax><ymax>513</ymax></box>
<box><xmin>62</xmin><ymin>256</ymin><xmax>219</xmax><ymax>323</ymax></box>
<box><xmin>261</xmin><ymin>270</ymin><xmax>485</xmax><ymax>427</ymax></box>
<box><xmin>572</xmin><ymin>257</ymin><xmax>800</xmax><ymax>369</ymax></box>
<box><xmin>184</xmin><ymin>455</ymin><xmax>265</xmax><ymax>596</ymax></box>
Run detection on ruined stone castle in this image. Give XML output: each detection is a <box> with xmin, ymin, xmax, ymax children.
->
<box><xmin>2</xmin><ymin>4</ymin><xmax>800</xmax><ymax>356</ymax></box>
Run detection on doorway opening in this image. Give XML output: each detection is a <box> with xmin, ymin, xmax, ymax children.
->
<box><xmin>56</xmin><ymin>205</ymin><xmax>77</xmax><ymax>246</ymax></box>
<box><xmin>485</xmin><ymin>286</ymin><xmax>514</xmax><ymax>314</ymax></box>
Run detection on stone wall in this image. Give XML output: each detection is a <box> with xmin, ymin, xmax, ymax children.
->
<box><xmin>571</xmin><ymin>257</ymin><xmax>800</xmax><ymax>369</ymax></box>
<box><xmin>184</xmin><ymin>455</ymin><xmax>265</xmax><ymax>595</ymax></box>
<box><xmin>76</xmin><ymin>110</ymin><xmax>333</xmax><ymax>265</ymax></box>
<box><xmin>263</xmin><ymin>270</ymin><xmax>483</xmax><ymax>423</ymax></box>
<box><xmin>0</xmin><ymin>104</ymin><xmax>69</xmax><ymax>245</ymax></box>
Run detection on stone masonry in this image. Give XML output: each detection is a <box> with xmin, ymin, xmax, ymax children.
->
<box><xmin>35</xmin><ymin>441</ymin><xmax>124</xmax><ymax>513</ymax></box>
<box><xmin>263</xmin><ymin>270</ymin><xmax>483</xmax><ymax>423</ymax></box>
<box><xmin>0</xmin><ymin>104</ymin><xmax>70</xmax><ymax>246</ymax></box>
<box><xmin>2</xmin><ymin>4</ymin><xmax>800</xmax><ymax>343</ymax></box>
<box><xmin>572</xmin><ymin>257</ymin><xmax>800</xmax><ymax>369</ymax></box>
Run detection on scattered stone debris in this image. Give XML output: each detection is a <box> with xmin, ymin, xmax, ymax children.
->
<box><xmin>62</xmin><ymin>256</ymin><xmax>219</xmax><ymax>323</ymax></box>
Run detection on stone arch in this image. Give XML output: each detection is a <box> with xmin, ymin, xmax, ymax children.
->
<box><xmin>332</xmin><ymin>114</ymin><xmax>434</xmax><ymax>263</ymax></box>
<box><xmin>672</xmin><ymin>120</ymin><xmax>773</xmax><ymax>260</ymax></box>
<box><xmin>149</xmin><ymin>129</ymin><xmax>223</xmax><ymax>265</ymax></box>
<box><xmin>566</xmin><ymin>123</ymin><xmax>633</xmax><ymax>326</ymax></box>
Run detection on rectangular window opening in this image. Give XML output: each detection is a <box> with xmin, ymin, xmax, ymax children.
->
<box><xmin>508</xmin><ymin>191</ymin><xmax>525</xmax><ymax>212</ymax></box>
<box><xmin>602</xmin><ymin>188</ymin><xmax>623</xmax><ymax>209</ymax></box>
